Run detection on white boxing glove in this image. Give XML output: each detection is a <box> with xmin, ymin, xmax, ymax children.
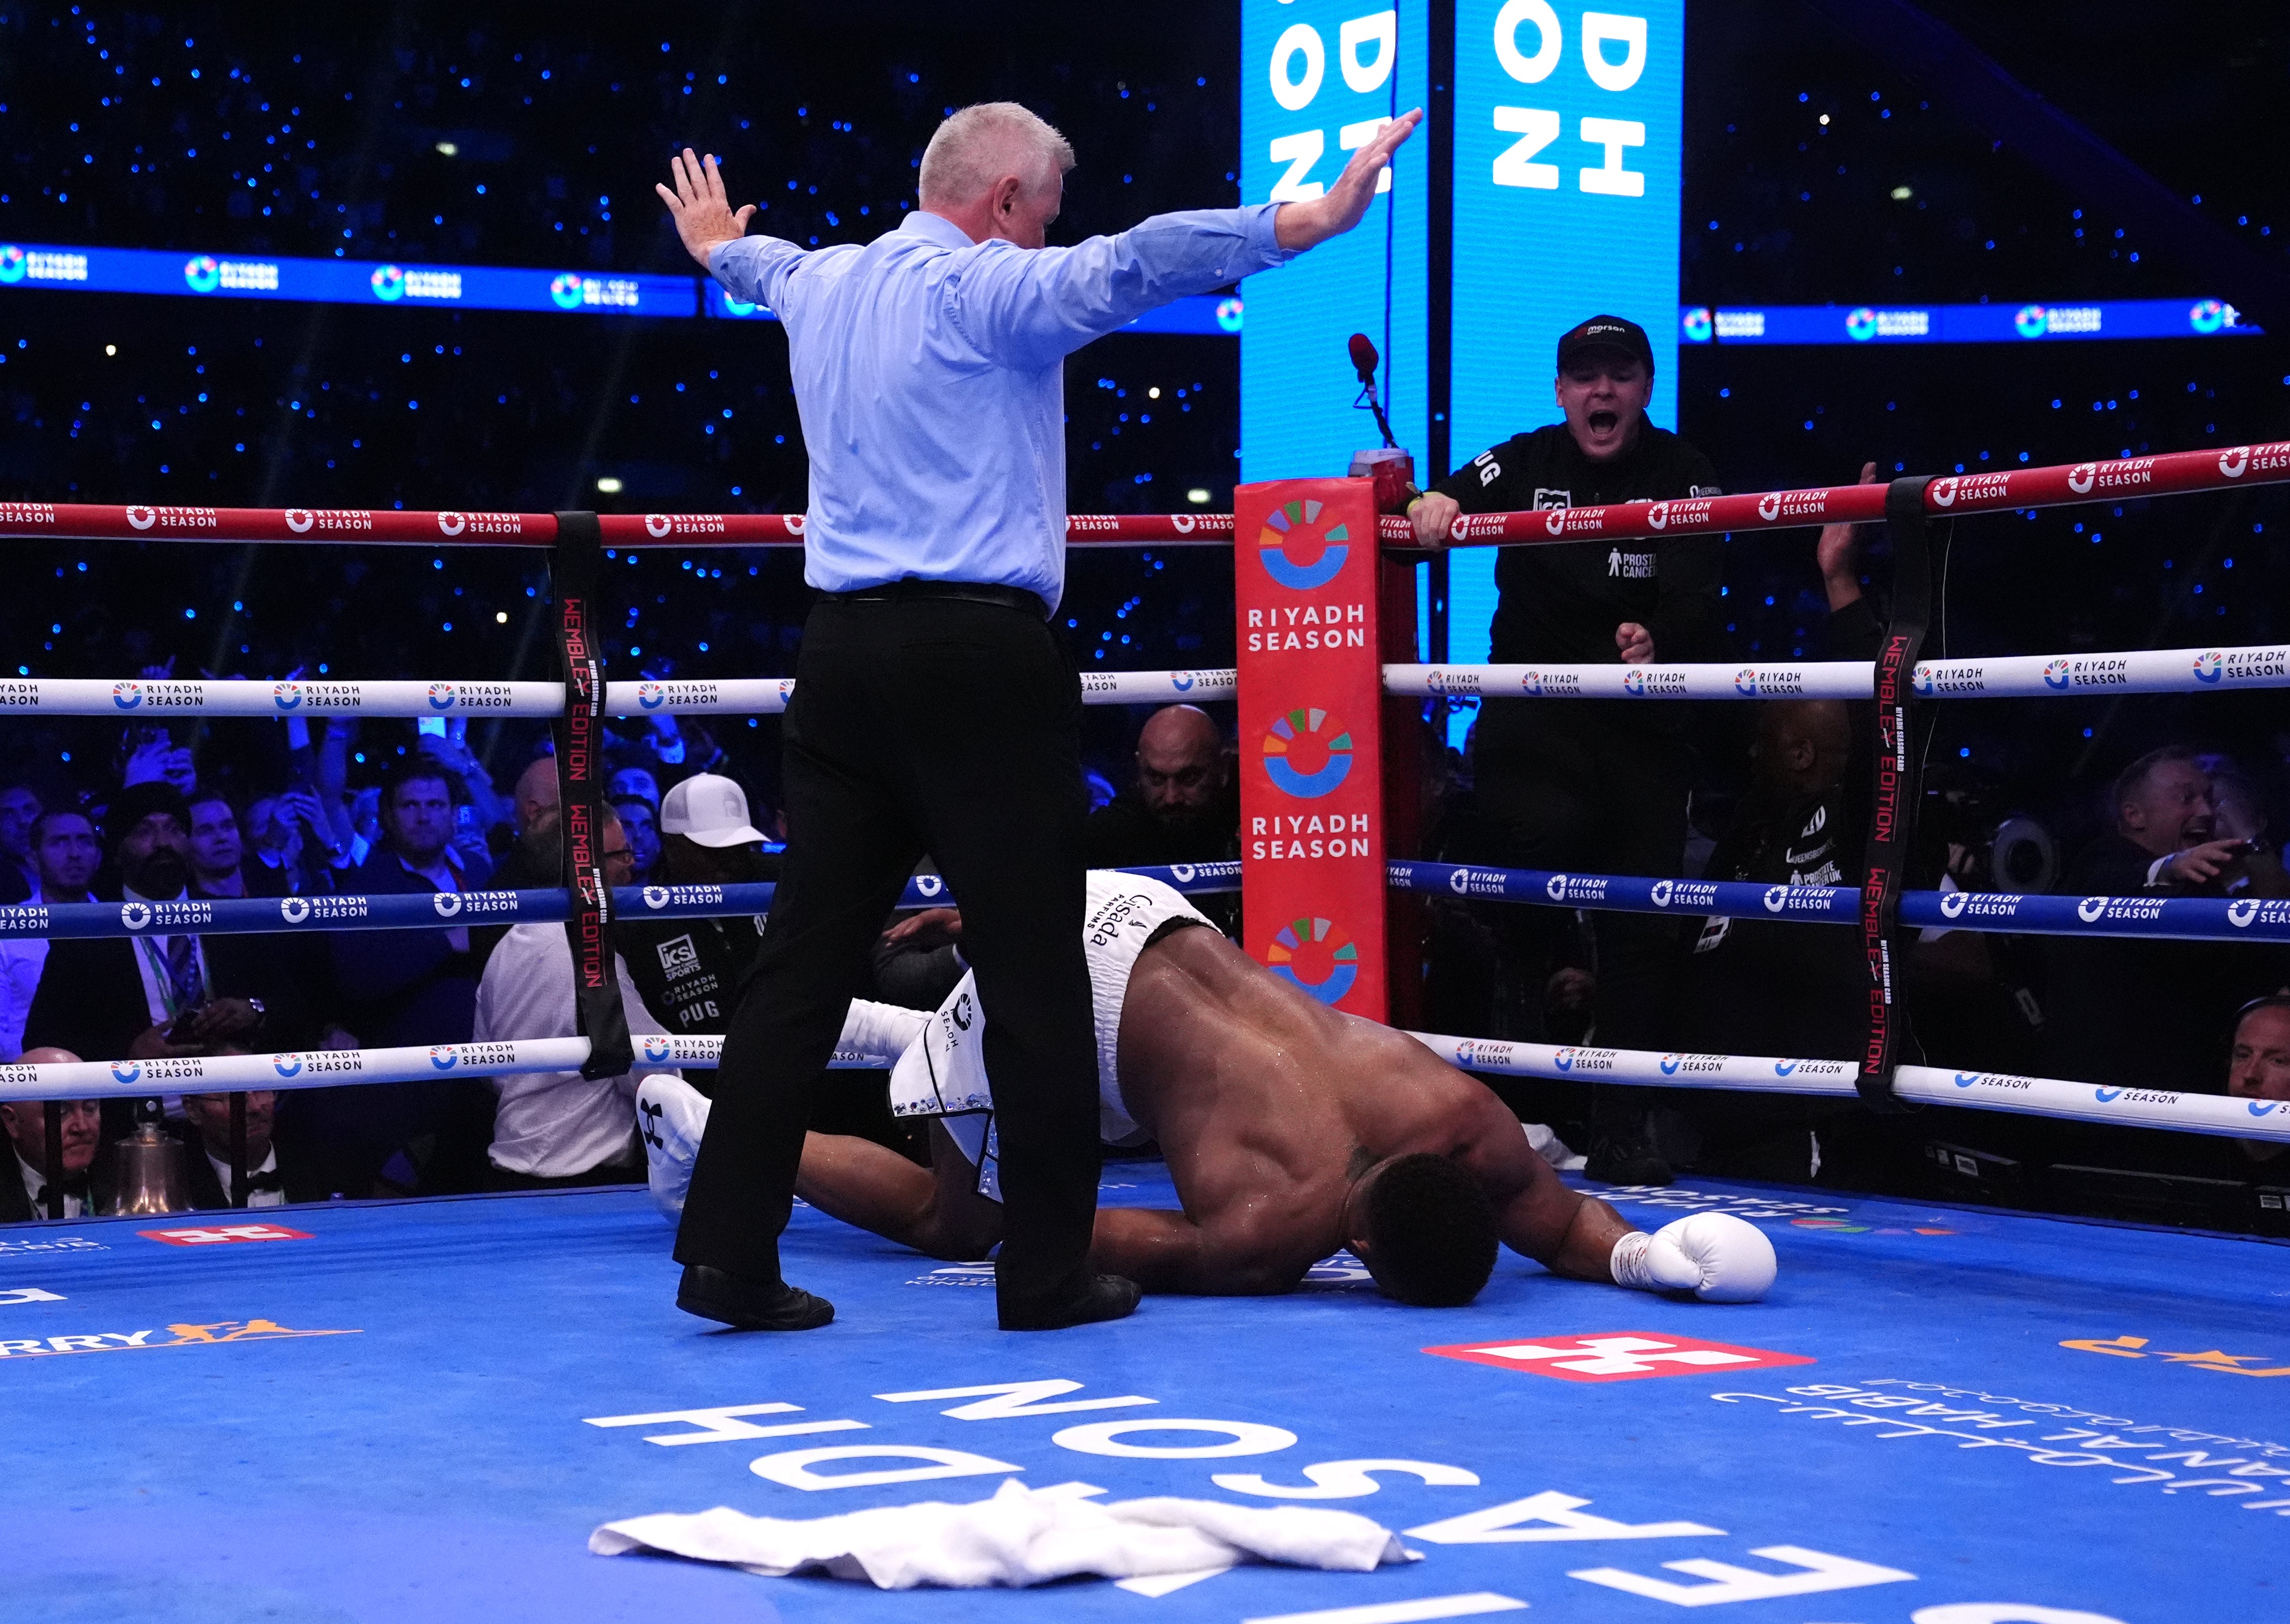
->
<box><xmin>1609</xmin><ymin>1211</ymin><xmax>1777</xmax><ymax>1303</ymax></box>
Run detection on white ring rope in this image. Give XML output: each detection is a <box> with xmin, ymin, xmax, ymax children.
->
<box><xmin>0</xmin><ymin>1034</ymin><xmax>884</xmax><ymax>1105</ymax></box>
<box><xmin>1405</xmin><ymin>1030</ymin><xmax>2290</xmax><ymax>1143</ymax></box>
<box><xmin>23</xmin><ymin>641</ymin><xmax>2279</xmax><ymax>718</ymax></box>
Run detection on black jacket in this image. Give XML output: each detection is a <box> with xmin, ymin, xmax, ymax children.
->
<box><xmin>1433</xmin><ymin>422</ymin><xmax>1724</xmax><ymax>667</ymax></box>
<box><xmin>178</xmin><ymin>1130</ymin><xmax>331</xmax><ymax>1210</ymax></box>
<box><xmin>327</xmin><ymin>850</ymin><xmax>478</xmax><ymax>1050</ymax></box>
<box><xmin>22</xmin><ymin>924</ymin><xmax>306</xmax><ymax>1066</ymax></box>
<box><xmin>0</xmin><ymin>1145</ymin><xmax>116</xmax><ymax>1224</ymax></box>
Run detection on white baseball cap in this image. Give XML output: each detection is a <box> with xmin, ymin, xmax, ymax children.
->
<box><xmin>660</xmin><ymin>773</ymin><xmax>767</xmax><ymax>849</ymax></box>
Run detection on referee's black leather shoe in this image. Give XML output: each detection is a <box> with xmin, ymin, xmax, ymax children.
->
<box><xmin>677</xmin><ymin>1264</ymin><xmax>835</xmax><ymax>1331</ymax></box>
<box><xmin>999</xmin><ymin>1272</ymin><xmax>1141</xmax><ymax>1332</ymax></box>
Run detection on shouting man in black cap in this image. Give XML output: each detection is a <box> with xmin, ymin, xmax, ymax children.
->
<box><xmin>1407</xmin><ymin>315</ymin><xmax>1722</xmax><ymax>1186</ymax></box>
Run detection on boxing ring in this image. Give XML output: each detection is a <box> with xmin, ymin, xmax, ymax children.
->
<box><xmin>3</xmin><ymin>443</ymin><xmax>2287</xmax><ymax>1622</ymax></box>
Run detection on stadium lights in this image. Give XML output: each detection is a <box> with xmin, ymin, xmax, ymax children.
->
<box><xmin>595</xmin><ymin>476</ymin><xmax>624</xmax><ymax>494</ymax></box>
<box><xmin>436</xmin><ymin>141</ymin><xmax>459</xmax><ymax>157</ymax></box>
<box><xmin>1187</xmin><ymin>488</ymin><xmax>1212</xmax><ymax>504</ymax></box>
<box><xmin>1891</xmin><ymin>185</ymin><xmax>1913</xmax><ymax>200</ymax></box>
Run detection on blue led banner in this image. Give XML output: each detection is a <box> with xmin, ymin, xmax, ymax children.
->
<box><xmin>1239</xmin><ymin>2</ymin><xmax>1431</xmax><ymax>482</ymax></box>
<box><xmin>1681</xmin><ymin>297</ymin><xmax>2262</xmax><ymax>346</ymax></box>
<box><xmin>0</xmin><ymin>239</ymin><xmax>697</xmax><ymax>317</ymax></box>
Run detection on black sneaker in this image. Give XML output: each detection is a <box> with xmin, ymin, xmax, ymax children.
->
<box><xmin>999</xmin><ymin>1273</ymin><xmax>1141</xmax><ymax>1331</ymax></box>
<box><xmin>1585</xmin><ymin>1134</ymin><xmax>1674</xmax><ymax>1187</ymax></box>
<box><xmin>677</xmin><ymin>1264</ymin><xmax>835</xmax><ymax>1331</ymax></box>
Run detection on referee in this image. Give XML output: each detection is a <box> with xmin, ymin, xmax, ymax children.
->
<box><xmin>656</xmin><ymin>104</ymin><xmax>1418</xmax><ymax>1331</ymax></box>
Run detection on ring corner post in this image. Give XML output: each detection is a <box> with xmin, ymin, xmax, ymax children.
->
<box><xmin>1235</xmin><ymin>478</ymin><xmax>1393</xmax><ymax>1023</ymax></box>
<box><xmin>1380</xmin><ymin>545</ymin><xmax>1427</xmax><ymax>1030</ymax></box>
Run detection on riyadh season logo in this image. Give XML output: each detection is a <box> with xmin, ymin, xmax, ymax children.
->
<box><xmin>1169</xmin><ymin>672</ymin><xmax>1195</xmax><ymax>693</ymax></box>
<box><xmin>1215</xmin><ymin>297</ymin><xmax>1244</xmax><ymax>334</ymax></box>
<box><xmin>2077</xmin><ymin>896</ymin><xmax>2108</xmax><ymax>923</ymax></box>
<box><xmin>549</xmin><ymin>273</ymin><xmax>587</xmax><ymax>310</ymax></box>
<box><xmin>183</xmin><ymin>255</ymin><xmax>221</xmax><ymax>293</ymax></box>
<box><xmin>279</xmin><ymin>897</ymin><xmax>310</xmax><ymax>925</ymax></box>
<box><xmin>782</xmin><ymin>514</ymin><xmax>806</xmax><ymax>536</ymax></box>
<box><xmin>1772</xmin><ymin>1060</ymin><xmax>1799</xmax><ymax>1077</ymax></box>
<box><xmin>126</xmin><ymin>505</ymin><xmax>158</xmax><ymax>530</ymax></box>
<box><xmin>1928</xmin><ymin>477</ymin><xmax>1959</xmax><ymax>507</ymax></box>
<box><xmin>2014</xmin><ymin>304</ymin><xmax>2048</xmax><ymax>339</ymax></box>
<box><xmin>0</xmin><ymin>247</ymin><xmax>23</xmax><ymax>283</ymax></box>
<box><xmin>428</xmin><ymin>1047</ymin><xmax>458</xmax><ymax>1071</ymax></box>
<box><xmin>2042</xmin><ymin>659</ymin><xmax>2072</xmax><ymax>691</ymax></box>
<box><xmin>2189</xmin><ymin>299</ymin><xmax>2228</xmax><ymax>335</ymax></box>
<box><xmin>1954</xmin><ymin>1072</ymin><xmax>1980</xmax><ymax>1088</ymax></box>
<box><xmin>1845</xmin><ymin>306</ymin><xmax>1879</xmax><ymax>342</ymax></box>
<box><xmin>119</xmin><ymin>902</ymin><xmax>152</xmax><ymax>931</ymax></box>
<box><xmin>2194</xmin><ymin>651</ymin><xmax>2225</xmax><ymax>684</ymax></box>
<box><xmin>1621</xmin><ymin>668</ymin><xmax>1648</xmax><ymax>697</ymax></box>
<box><xmin>1646</xmin><ymin>501</ymin><xmax>1671</xmax><ymax>531</ymax></box>
<box><xmin>1756</xmin><ymin>493</ymin><xmax>1781</xmax><ymax>522</ymax></box>
<box><xmin>2066</xmin><ymin>462</ymin><xmax>2099</xmax><ymax>495</ymax></box>
<box><xmin>111</xmin><ymin>1062</ymin><xmax>142</xmax><ymax>1085</ymax></box>
<box><xmin>2220</xmin><ymin>445</ymin><xmax>2251</xmax><ymax>479</ymax></box>
<box><xmin>642</xmin><ymin>1035</ymin><xmax>674</xmax><ymax>1064</ymax></box>
<box><xmin>1733</xmin><ymin>668</ymin><xmax>1760</xmax><ymax>696</ymax></box>
<box><xmin>1170</xmin><ymin>513</ymin><xmax>1198</xmax><ymax>536</ymax></box>
<box><xmin>111</xmin><ymin>681</ymin><xmax>143</xmax><ymax>710</ymax></box>
<box><xmin>432</xmin><ymin>892</ymin><xmax>463</xmax><ymax>919</ymax></box>
<box><xmin>1940</xmin><ymin>890</ymin><xmax>1969</xmax><ymax>919</ymax></box>
<box><xmin>1255</xmin><ymin>497</ymin><xmax>1351</xmax><ymax>591</ymax></box>
<box><xmin>1660</xmin><ymin>1053</ymin><xmax>1684</xmax><ymax>1075</ymax></box>
<box><xmin>1681</xmin><ymin>307</ymin><xmax>1713</xmax><ymax>343</ymax></box>
<box><xmin>1266</xmin><ymin>915</ymin><xmax>1357</xmax><ymax>1006</ymax></box>
<box><xmin>284</xmin><ymin>508</ymin><xmax>316</xmax><ymax>533</ymax></box>
<box><xmin>427</xmin><ymin>682</ymin><xmax>457</xmax><ymax>711</ymax></box>
<box><xmin>2229</xmin><ymin>899</ymin><xmax>2259</xmax><ymax>928</ymax></box>
<box><xmin>1762</xmin><ymin>885</ymin><xmax>1789</xmax><ymax>914</ymax></box>
<box><xmin>1914</xmin><ymin>667</ymin><xmax>1936</xmax><ymax>696</ymax></box>
<box><xmin>1553</xmin><ymin>1047</ymin><xmax>1580</xmax><ymax>1072</ymax></box>
<box><xmin>272</xmin><ymin>1054</ymin><xmax>303</xmax><ymax>1078</ymax></box>
<box><xmin>642</xmin><ymin>886</ymin><xmax>671</xmax><ymax>910</ymax></box>
<box><xmin>1650</xmin><ymin>879</ymin><xmax>1674</xmax><ymax>906</ymax></box>
<box><xmin>436</xmin><ymin>511</ymin><xmax>468</xmax><ymax>536</ymax></box>
<box><xmin>2095</xmin><ymin>1088</ymin><xmax>2124</xmax><ymax>1104</ymax></box>
<box><xmin>1169</xmin><ymin>863</ymin><xmax>1197</xmax><ymax>884</ymax></box>
<box><xmin>644</xmin><ymin>514</ymin><xmax>673</xmax><ymax>538</ymax></box>
<box><xmin>371</xmin><ymin>264</ymin><xmax>406</xmax><ymax>301</ymax></box>
<box><xmin>637</xmin><ymin>682</ymin><xmax>668</xmax><ymax>711</ymax></box>
<box><xmin>1261</xmin><ymin>707</ymin><xmax>1354</xmax><ymax>799</ymax></box>
<box><xmin>272</xmin><ymin>681</ymin><xmax>303</xmax><ymax>712</ymax></box>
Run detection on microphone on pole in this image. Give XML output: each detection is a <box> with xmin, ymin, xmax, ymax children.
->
<box><xmin>1347</xmin><ymin>333</ymin><xmax>1398</xmax><ymax>450</ymax></box>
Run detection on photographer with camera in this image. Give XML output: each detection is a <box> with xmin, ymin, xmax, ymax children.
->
<box><xmin>2045</xmin><ymin>746</ymin><xmax>2289</xmax><ymax>1093</ymax></box>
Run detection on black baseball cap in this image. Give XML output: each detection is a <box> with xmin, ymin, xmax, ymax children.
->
<box><xmin>1557</xmin><ymin>314</ymin><xmax>1654</xmax><ymax>374</ymax></box>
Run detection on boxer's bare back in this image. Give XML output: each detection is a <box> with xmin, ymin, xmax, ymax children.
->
<box><xmin>793</xmin><ymin>923</ymin><xmax>1635</xmax><ymax>1294</ymax></box>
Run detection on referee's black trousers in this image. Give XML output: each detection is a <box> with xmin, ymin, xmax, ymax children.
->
<box><xmin>673</xmin><ymin>594</ymin><xmax>1101</xmax><ymax>1316</ymax></box>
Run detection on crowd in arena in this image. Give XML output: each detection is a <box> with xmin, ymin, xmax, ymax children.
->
<box><xmin>0</xmin><ymin>5</ymin><xmax>2285</xmax><ymax>1233</ymax></box>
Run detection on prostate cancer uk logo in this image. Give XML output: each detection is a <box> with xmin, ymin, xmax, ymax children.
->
<box><xmin>1266</xmin><ymin>915</ymin><xmax>1357</xmax><ymax>1006</ymax></box>
<box><xmin>1255</xmin><ymin>498</ymin><xmax>1352</xmax><ymax>591</ymax></box>
<box><xmin>1260</xmin><ymin>708</ymin><xmax>1354</xmax><ymax>799</ymax></box>
<box><xmin>1426</xmin><ymin>1332</ymin><xmax>1815</xmax><ymax>1384</ymax></box>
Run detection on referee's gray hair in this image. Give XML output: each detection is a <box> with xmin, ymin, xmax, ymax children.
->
<box><xmin>918</xmin><ymin>102</ymin><xmax>1075</xmax><ymax>208</ymax></box>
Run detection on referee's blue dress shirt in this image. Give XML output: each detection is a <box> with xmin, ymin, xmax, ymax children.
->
<box><xmin>710</xmin><ymin>204</ymin><xmax>1293</xmax><ymax>613</ymax></box>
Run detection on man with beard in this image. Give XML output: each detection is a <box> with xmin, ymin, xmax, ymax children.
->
<box><xmin>22</xmin><ymin>783</ymin><xmax>290</xmax><ymax>1067</ymax></box>
<box><xmin>1084</xmin><ymin>706</ymin><xmax>1238</xmax><ymax>933</ymax></box>
<box><xmin>1407</xmin><ymin>315</ymin><xmax>1721</xmax><ymax>1184</ymax></box>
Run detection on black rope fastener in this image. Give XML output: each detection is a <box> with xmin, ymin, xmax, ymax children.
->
<box><xmin>550</xmin><ymin>511</ymin><xmax>633</xmax><ymax>1081</ymax></box>
<box><xmin>1856</xmin><ymin>476</ymin><xmax>1941</xmax><ymax>1109</ymax></box>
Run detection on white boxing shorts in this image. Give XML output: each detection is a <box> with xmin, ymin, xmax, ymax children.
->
<box><xmin>1080</xmin><ymin>870</ymin><xmax>1215</xmax><ymax>1146</ymax></box>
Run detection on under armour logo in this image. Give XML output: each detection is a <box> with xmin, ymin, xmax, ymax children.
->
<box><xmin>639</xmin><ymin>1097</ymin><xmax>666</xmax><ymax>1151</ymax></box>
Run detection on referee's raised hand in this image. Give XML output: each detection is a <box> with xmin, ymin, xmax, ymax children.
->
<box><xmin>656</xmin><ymin>148</ymin><xmax>755</xmax><ymax>270</ymax></box>
<box><xmin>1274</xmin><ymin>109</ymin><xmax>1422</xmax><ymax>251</ymax></box>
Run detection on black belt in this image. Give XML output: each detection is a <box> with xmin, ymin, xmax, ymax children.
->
<box><xmin>823</xmin><ymin>579</ymin><xmax>1049</xmax><ymax>619</ymax></box>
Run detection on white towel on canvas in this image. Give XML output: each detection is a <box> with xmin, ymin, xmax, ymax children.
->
<box><xmin>590</xmin><ymin>1478</ymin><xmax>1417</xmax><ymax>1590</ymax></box>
